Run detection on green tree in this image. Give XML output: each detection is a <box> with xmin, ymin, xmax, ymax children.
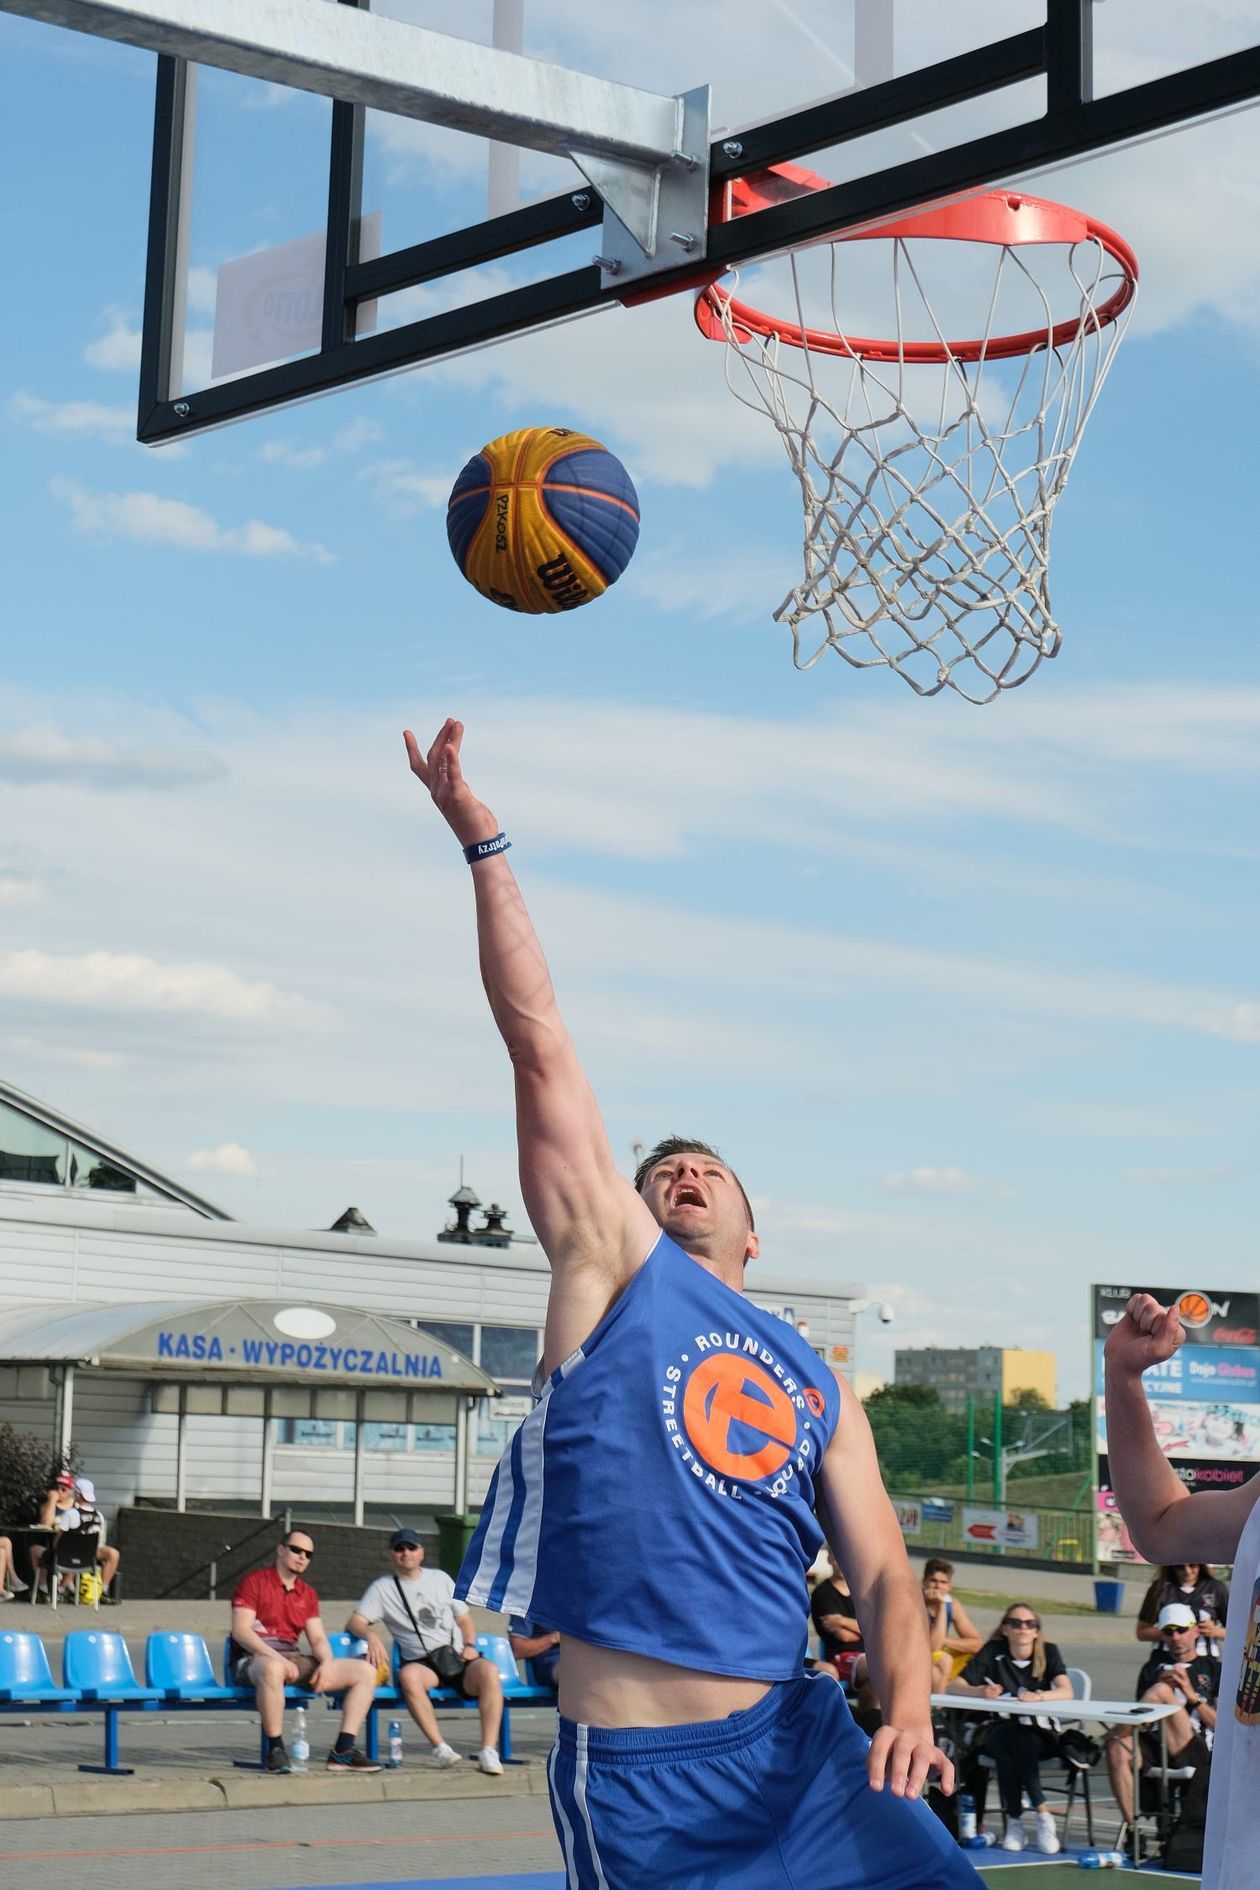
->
<box><xmin>0</xmin><ymin>1424</ymin><xmax>80</xmax><ymax>1525</ymax></box>
<box><xmin>862</xmin><ymin>1385</ymin><xmax>969</xmax><ymax>1488</ymax></box>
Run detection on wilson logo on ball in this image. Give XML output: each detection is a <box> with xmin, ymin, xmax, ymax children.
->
<box><xmin>446</xmin><ymin>426</ymin><xmax>640</xmax><ymax>614</ymax></box>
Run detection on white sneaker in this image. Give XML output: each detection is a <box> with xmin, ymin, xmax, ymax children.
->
<box><xmin>1034</xmin><ymin>1809</ymin><xmax>1061</xmax><ymax>1854</ymax></box>
<box><xmin>477</xmin><ymin>1746</ymin><xmax>504</xmax><ymax>1775</ymax></box>
<box><xmin>1000</xmin><ymin>1818</ymin><xmax>1025</xmax><ymax>1853</ymax></box>
<box><xmin>432</xmin><ymin>1742</ymin><xmax>461</xmax><ymax>1768</ymax></box>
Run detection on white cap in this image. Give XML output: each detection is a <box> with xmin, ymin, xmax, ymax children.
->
<box><xmin>1158</xmin><ymin>1602</ymin><xmax>1197</xmax><ymax>1631</ymax></box>
<box><xmin>75</xmin><ymin>1476</ymin><xmax>96</xmax><ymax>1505</ymax></box>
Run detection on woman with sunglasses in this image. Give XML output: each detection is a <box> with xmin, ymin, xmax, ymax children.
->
<box><xmin>947</xmin><ymin>1606</ymin><xmax>1073</xmax><ymax>1853</ymax></box>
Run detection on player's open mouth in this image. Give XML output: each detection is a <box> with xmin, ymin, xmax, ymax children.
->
<box><xmin>671</xmin><ymin>1186</ymin><xmax>706</xmax><ymax>1209</ymax></box>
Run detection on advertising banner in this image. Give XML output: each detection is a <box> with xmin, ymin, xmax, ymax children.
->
<box><xmin>1093</xmin><ymin>1286</ymin><xmax>1260</xmax><ymax>1560</ymax></box>
<box><xmin>962</xmin><ymin>1506</ymin><xmax>1039</xmax><ymax>1550</ymax></box>
<box><xmin>893</xmin><ymin>1500</ymin><xmax>922</xmax><ymax>1537</ymax></box>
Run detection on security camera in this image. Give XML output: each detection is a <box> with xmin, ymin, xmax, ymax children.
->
<box><xmin>878</xmin><ymin>1303</ymin><xmax>895</xmax><ymax>1324</ymax></box>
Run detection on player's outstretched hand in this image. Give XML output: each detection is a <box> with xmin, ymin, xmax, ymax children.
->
<box><xmin>404</xmin><ymin>719</ymin><xmax>499</xmax><ymax>851</ymax></box>
<box><xmin>866</xmin><ymin>1719</ymin><xmax>954</xmax><ymax>1799</ymax></box>
<box><xmin>1104</xmin><ymin>1292</ymin><xmax>1185</xmax><ymax>1380</ymax></box>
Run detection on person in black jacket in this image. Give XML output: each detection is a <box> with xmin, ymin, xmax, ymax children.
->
<box><xmin>947</xmin><ymin>1603</ymin><xmax>1073</xmax><ymax>1854</ymax></box>
<box><xmin>1136</xmin><ymin>1562</ymin><xmax>1228</xmax><ymax>1660</ymax></box>
<box><xmin>1104</xmin><ymin>1601</ymin><xmax>1218</xmax><ymax>1828</ymax></box>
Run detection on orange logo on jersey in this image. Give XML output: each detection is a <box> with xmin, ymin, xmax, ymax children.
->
<box><xmin>682</xmin><ymin>1355</ymin><xmax>798</xmax><ymax>1480</ymax></box>
<box><xmin>804</xmin><ymin>1387</ymin><xmax>825</xmax><ymax>1418</ymax></box>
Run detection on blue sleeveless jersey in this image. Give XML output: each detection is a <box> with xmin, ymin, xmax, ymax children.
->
<box><xmin>455</xmin><ymin>1232</ymin><xmax>842</xmax><ymax>1680</ymax></box>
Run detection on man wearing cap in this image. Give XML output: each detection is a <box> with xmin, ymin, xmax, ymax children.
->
<box><xmin>71</xmin><ymin>1478</ymin><xmax>121</xmax><ymax>1603</ymax></box>
<box><xmin>346</xmin><ymin>1530</ymin><xmax>504</xmax><ymax>1774</ymax></box>
<box><xmin>1103</xmin><ymin>1601</ymin><xmax>1219</xmax><ymax>1828</ymax></box>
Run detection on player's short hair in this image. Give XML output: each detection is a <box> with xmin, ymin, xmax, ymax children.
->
<box><xmin>633</xmin><ymin>1136</ymin><xmax>755</xmax><ymax>1232</ymax></box>
<box><xmin>923</xmin><ymin>1557</ymin><xmax>954</xmax><ymax>1581</ymax></box>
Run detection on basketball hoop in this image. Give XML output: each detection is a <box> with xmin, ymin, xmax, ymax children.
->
<box><xmin>696</xmin><ymin>168</ymin><xmax>1138</xmax><ymax>702</ymax></box>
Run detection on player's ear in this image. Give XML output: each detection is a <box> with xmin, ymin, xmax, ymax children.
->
<box><xmin>744</xmin><ymin>1231</ymin><xmax>760</xmax><ymax>1265</ymax></box>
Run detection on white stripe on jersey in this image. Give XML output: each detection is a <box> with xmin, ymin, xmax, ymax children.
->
<box><xmin>461</xmin><ymin>1345</ymin><xmax>585</xmax><ymax>1608</ymax></box>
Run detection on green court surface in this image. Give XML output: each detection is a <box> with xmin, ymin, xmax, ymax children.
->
<box><xmin>979</xmin><ymin>1869</ymin><xmax>1196</xmax><ymax>1887</ymax></box>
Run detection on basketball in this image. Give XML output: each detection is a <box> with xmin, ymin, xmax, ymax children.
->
<box><xmin>446</xmin><ymin>426</ymin><xmax>640</xmax><ymax>614</ymax></box>
<box><xmin>1176</xmin><ymin>1292</ymin><xmax>1212</xmax><ymax>1328</ymax></box>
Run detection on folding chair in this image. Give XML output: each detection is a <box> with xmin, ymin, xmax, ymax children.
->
<box><xmin>47</xmin><ymin>1528</ymin><xmax>101</xmax><ymax>1610</ymax></box>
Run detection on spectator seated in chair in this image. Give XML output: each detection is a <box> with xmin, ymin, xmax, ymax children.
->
<box><xmin>508</xmin><ymin>1613</ymin><xmax>560</xmax><ymax>1692</ymax></box>
<box><xmin>71</xmin><ymin>1479</ymin><xmax>120</xmax><ymax>1603</ymax></box>
<box><xmin>0</xmin><ymin>1536</ymin><xmax>29</xmax><ymax>1601</ymax></box>
<box><xmin>922</xmin><ymin>1558</ymin><xmax>983</xmax><ymax>1689</ymax></box>
<box><xmin>29</xmin><ymin>1471</ymin><xmax>80</xmax><ymax>1599</ymax></box>
<box><xmin>345</xmin><ymin>1528</ymin><xmax>504</xmax><ymax>1775</ymax></box>
<box><xmin>947</xmin><ymin>1603</ymin><xmax>1073</xmax><ymax>1855</ymax></box>
<box><xmin>231</xmin><ymin>1527</ymin><xmax>382</xmax><ymax>1775</ymax></box>
<box><xmin>1104</xmin><ymin>1601</ymin><xmax>1218</xmax><ymax>1833</ymax></box>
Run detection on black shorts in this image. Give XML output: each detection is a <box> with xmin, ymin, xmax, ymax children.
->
<box><xmin>399</xmin><ymin>1652</ymin><xmax>482</xmax><ymax>1699</ymax></box>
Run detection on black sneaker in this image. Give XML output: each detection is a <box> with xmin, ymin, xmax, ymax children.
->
<box><xmin>326</xmin><ymin>1747</ymin><xmax>381</xmax><ymax>1773</ymax></box>
<box><xmin>265</xmin><ymin>1744</ymin><xmax>292</xmax><ymax>1774</ymax></box>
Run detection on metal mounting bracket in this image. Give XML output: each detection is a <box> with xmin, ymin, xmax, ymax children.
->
<box><xmin>572</xmin><ymin>85</ymin><xmax>711</xmax><ymax>285</ymax></box>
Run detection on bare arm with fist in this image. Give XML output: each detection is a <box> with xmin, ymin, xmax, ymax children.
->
<box><xmin>1103</xmin><ymin>1293</ymin><xmax>1256</xmax><ymax>1566</ymax></box>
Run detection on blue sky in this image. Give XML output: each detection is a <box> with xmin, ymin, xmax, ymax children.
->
<box><xmin>0</xmin><ymin>2</ymin><xmax>1257</xmax><ymax>1399</ymax></box>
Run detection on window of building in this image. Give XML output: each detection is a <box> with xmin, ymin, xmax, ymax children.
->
<box><xmin>0</xmin><ymin>1103</ymin><xmax>67</xmax><ymax>1185</ymax></box>
<box><xmin>279</xmin><ymin>1418</ymin><xmax>338</xmax><ymax>1447</ymax></box>
<box><xmin>0</xmin><ymin>1099</ymin><xmax>142</xmax><ymax>1196</ymax></box>
<box><xmin>420</xmin><ymin>1319</ymin><xmax>475</xmax><ymax>1359</ymax></box>
<box><xmin>479</xmin><ymin>1324</ymin><xmax>539</xmax><ymax>1386</ymax></box>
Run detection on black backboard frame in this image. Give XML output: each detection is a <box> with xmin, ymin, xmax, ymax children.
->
<box><xmin>136</xmin><ymin>0</ymin><xmax>1260</xmax><ymax>445</ymax></box>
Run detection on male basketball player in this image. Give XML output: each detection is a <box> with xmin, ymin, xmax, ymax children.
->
<box><xmin>1105</xmin><ymin>1293</ymin><xmax>1260</xmax><ymax>1889</ymax></box>
<box><xmin>406</xmin><ymin>718</ymin><xmax>981</xmax><ymax>1889</ymax></box>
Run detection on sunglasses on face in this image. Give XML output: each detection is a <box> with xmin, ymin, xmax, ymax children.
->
<box><xmin>391</xmin><ymin>1545</ymin><xmax>421</xmax><ymax>1554</ymax></box>
<box><xmin>1003</xmin><ymin>1616</ymin><xmax>1039</xmax><ymax>1629</ymax></box>
<box><xmin>284</xmin><ymin>1544</ymin><xmax>314</xmax><ymax>1558</ymax></box>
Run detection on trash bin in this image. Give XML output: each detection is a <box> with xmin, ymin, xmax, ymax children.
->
<box><xmin>1094</xmin><ymin>1578</ymin><xmax>1125</xmax><ymax>1613</ymax></box>
<box><xmin>436</xmin><ymin>1511</ymin><xmax>478</xmax><ymax>1576</ymax></box>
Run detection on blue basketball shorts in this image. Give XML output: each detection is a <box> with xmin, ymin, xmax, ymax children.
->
<box><xmin>547</xmin><ymin>1673</ymin><xmax>983</xmax><ymax>1890</ymax></box>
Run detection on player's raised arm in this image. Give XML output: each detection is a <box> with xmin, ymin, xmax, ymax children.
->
<box><xmin>1104</xmin><ymin>1293</ymin><xmax>1254</xmax><ymax>1566</ymax></box>
<box><xmin>404</xmin><ymin>721</ymin><xmax>657</xmax><ymax>1306</ymax></box>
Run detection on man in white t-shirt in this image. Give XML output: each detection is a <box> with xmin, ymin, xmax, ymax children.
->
<box><xmin>346</xmin><ymin>1529</ymin><xmax>504</xmax><ymax>1774</ymax></box>
<box><xmin>1105</xmin><ymin>1292</ymin><xmax>1260</xmax><ymax>1890</ymax></box>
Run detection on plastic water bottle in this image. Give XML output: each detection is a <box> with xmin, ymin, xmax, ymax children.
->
<box><xmin>1078</xmin><ymin>1852</ymin><xmax>1125</xmax><ymax>1869</ymax></box>
<box><xmin>291</xmin><ymin>1706</ymin><xmax>310</xmax><ymax>1774</ymax></box>
<box><xmin>957</xmin><ymin>1793</ymin><xmax>976</xmax><ymax>1842</ymax></box>
<box><xmin>387</xmin><ymin>1719</ymin><xmax>403</xmax><ymax>1768</ymax></box>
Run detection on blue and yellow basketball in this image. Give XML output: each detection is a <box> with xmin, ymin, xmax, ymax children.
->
<box><xmin>446</xmin><ymin>426</ymin><xmax>640</xmax><ymax>613</ymax></box>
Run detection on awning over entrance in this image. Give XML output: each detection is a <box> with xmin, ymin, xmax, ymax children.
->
<box><xmin>0</xmin><ymin>1297</ymin><xmax>500</xmax><ymax>1523</ymax></box>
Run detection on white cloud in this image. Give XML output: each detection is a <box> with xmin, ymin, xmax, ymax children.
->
<box><xmin>12</xmin><ymin>392</ymin><xmax>133</xmax><ymax>443</ymax></box>
<box><xmin>84</xmin><ymin>315</ymin><xmax>141</xmax><ymax>373</ymax></box>
<box><xmin>0</xmin><ymin>724</ymin><xmax>225</xmax><ymax>790</ymax></box>
<box><xmin>360</xmin><ymin>457</ymin><xmax>452</xmax><ymax>517</ymax></box>
<box><xmin>188</xmin><ymin>1142</ymin><xmax>259</xmax><ymax>1177</ymax></box>
<box><xmin>50</xmin><ymin>478</ymin><xmax>335</xmax><ymax>563</ymax></box>
<box><xmin>259</xmin><ymin>418</ymin><xmax>384</xmax><ymax>472</ymax></box>
<box><xmin>879</xmin><ymin>1167</ymin><xmax>983</xmax><ymax>1196</ymax></box>
<box><xmin>0</xmin><ymin>949</ymin><xmax>319</xmax><ymax>1026</ymax></box>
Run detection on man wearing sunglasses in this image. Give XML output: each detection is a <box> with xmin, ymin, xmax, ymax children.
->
<box><xmin>347</xmin><ymin>1528</ymin><xmax>504</xmax><ymax>1773</ymax></box>
<box><xmin>1102</xmin><ymin>1601</ymin><xmax>1219</xmax><ymax>1833</ymax></box>
<box><xmin>230</xmin><ymin>1529</ymin><xmax>382</xmax><ymax>1774</ymax></box>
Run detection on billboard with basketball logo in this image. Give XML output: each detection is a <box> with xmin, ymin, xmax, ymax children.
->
<box><xmin>1093</xmin><ymin>1285</ymin><xmax>1260</xmax><ymax>1561</ymax></box>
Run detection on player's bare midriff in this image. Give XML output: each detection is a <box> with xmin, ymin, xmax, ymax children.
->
<box><xmin>557</xmin><ymin>1636</ymin><xmax>770</xmax><ymax>1728</ymax></box>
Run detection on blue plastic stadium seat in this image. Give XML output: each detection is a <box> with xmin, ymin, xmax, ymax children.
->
<box><xmin>476</xmin><ymin>1632</ymin><xmax>556</xmax><ymax>1700</ymax></box>
<box><xmin>145</xmin><ymin>1632</ymin><xmax>238</xmax><ymax>1701</ymax></box>
<box><xmin>0</xmin><ymin>1632</ymin><xmax>76</xmax><ymax>1702</ymax></box>
<box><xmin>326</xmin><ymin>1632</ymin><xmax>369</xmax><ymax>1660</ymax></box>
<box><xmin>63</xmin><ymin>1632</ymin><xmax>161</xmax><ymax>1702</ymax></box>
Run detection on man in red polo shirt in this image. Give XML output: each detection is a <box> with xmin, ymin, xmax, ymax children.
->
<box><xmin>231</xmin><ymin>1526</ymin><xmax>381</xmax><ymax>1773</ymax></box>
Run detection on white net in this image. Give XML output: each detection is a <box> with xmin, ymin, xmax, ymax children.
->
<box><xmin>705</xmin><ymin>214</ymin><xmax>1136</xmax><ymax>703</ymax></box>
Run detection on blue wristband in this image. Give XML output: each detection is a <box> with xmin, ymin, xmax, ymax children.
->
<box><xmin>464</xmin><ymin>832</ymin><xmax>511</xmax><ymax>864</ymax></box>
